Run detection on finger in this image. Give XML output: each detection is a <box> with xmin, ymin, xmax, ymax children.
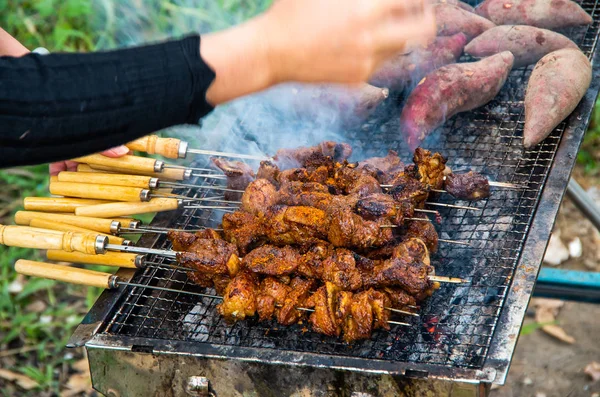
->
<box><xmin>49</xmin><ymin>162</ymin><xmax>67</xmax><ymax>176</ymax></box>
<box><xmin>65</xmin><ymin>160</ymin><xmax>79</xmax><ymax>172</ymax></box>
<box><xmin>101</xmin><ymin>145</ymin><xmax>130</xmax><ymax>157</ymax></box>
<box><xmin>375</xmin><ymin>12</ymin><xmax>436</xmax><ymax>53</ymax></box>
<box><xmin>378</xmin><ymin>0</ymin><xmax>427</xmax><ymax>18</ymax></box>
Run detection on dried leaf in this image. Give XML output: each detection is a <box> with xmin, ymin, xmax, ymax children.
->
<box><xmin>25</xmin><ymin>300</ymin><xmax>47</xmax><ymax>313</ymax></box>
<box><xmin>584</xmin><ymin>361</ymin><xmax>600</xmax><ymax>382</ymax></box>
<box><xmin>61</xmin><ymin>373</ymin><xmax>92</xmax><ymax>397</ymax></box>
<box><xmin>0</xmin><ymin>369</ymin><xmax>39</xmax><ymax>390</ymax></box>
<box><xmin>534</xmin><ymin>302</ymin><xmax>575</xmax><ymax>344</ymax></box>
<box><xmin>540</xmin><ymin>324</ymin><xmax>575</xmax><ymax>344</ymax></box>
<box><xmin>532</xmin><ymin>298</ymin><xmax>565</xmax><ymax>311</ymax></box>
<box><xmin>72</xmin><ymin>358</ymin><xmax>90</xmax><ymax>374</ymax></box>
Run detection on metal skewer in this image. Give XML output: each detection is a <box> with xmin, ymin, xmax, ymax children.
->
<box><xmin>426</xmin><ymin>202</ymin><xmax>480</xmax><ymax>211</ymax></box>
<box><xmin>186</xmin><ymin>149</ymin><xmax>270</xmax><ymax>161</ymax></box>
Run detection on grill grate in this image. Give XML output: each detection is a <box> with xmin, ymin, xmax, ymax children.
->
<box><xmin>98</xmin><ymin>3</ymin><xmax>600</xmax><ymax>372</ymax></box>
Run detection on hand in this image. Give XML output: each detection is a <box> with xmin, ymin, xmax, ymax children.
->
<box><xmin>202</xmin><ymin>0</ymin><xmax>436</xmax><ymax>104</ymax></box>
<box><xmin>263</xmin><ymin>0</ymin><xmax>437</xmax><ymax>84</ymax></box>
<box><xmin>49</xmin><ymin>146</ymin><xmax>130</xmax><ymax>176</ymax></box>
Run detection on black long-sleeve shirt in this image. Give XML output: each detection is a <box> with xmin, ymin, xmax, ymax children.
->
<box><xmin>0</xmin><ymin>34</ymin><xmax>215</xmax><ymax>167</ymax></box>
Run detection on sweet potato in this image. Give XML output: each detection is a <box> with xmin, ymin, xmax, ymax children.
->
<box><xmin>523</xmin><ymin>48</ymin><xmax>591</xmax><ymax>148</ymax></box>
<box><xmin>465</xmin><ymin>25</ymin><xmax>578</xmax><ymax>68</ymax></box>
<box><xmin>400</xmin><ymin>51</ymin><xmax>514</xmax><ymax>150</ymax></box>
<box><xmin>437</xmin><ymin>0</ymin><xmax>475</xmax><ymax>12</ymax></box>
<box><xmin>435</xmin><ymin>4</ymin><xmax>496</xmax><ymax>41</ymax></box>
<box><xmin>370</xmin><ymin>33</ymin><xmax>467</xmax><ymax>91</ymax></box>
<box><xmin>476</xmin><ymin>0</ymin><xmax>592</xmax><ymax>30</ymax></box>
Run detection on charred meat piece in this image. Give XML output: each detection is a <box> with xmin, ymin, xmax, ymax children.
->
<box><xmin>256</xmin><ymin>277</ymin><xmax>292</xmax><ymax>321</ymax></box>
<box><xmin>211</xmin><ymin>158</ymin><xmax>255</xmax><ymax>200</ymax></box>
<box><xmin>445</xmin><ymin>171</ymin><xmax>490</xmax><ymax>200</ymax></box>
<box><xmin>358</xmin><ymin>150</ymin><xmax>405</xmax><ymax>177</ymax></box>
<box><xmin>242</xmin><ymin>245</ymin><xmax>301</xmax><ymax>276</ymax></box>
<box><xmin>241</xmin><ymin>179</ymin><xmax>278</xmax><ymax>215</ymax></box>
<box><xmin>265</xmin><ymin>205</ymin><xmax>329</xmax><ymax>246</ymax></box>
<box><xmin>321</xmin><ymin>248</ymin><xmax>363</xmax><ymax>290</ymax></box>
<box><xmin>327</xmin><ymin>206</ymin><xmax>394</xmax><ymax>249</ymax></box>
<box><xmin>218</xmin><ymin>272</ymin><xmax>258</xmax><ymax>321</ymax></box>
<box><xmin>222</xmin><ymin>212</ymin><xmax>266</xmax><ymax>255</ymax></box>
<box><xmin>256</xmin><ymin>161</ymin><xmax>281</xmax><ymax>187</ymax></box>
<box><xmin>355</xmin><ymin>193</ymin><xmax>413</xmax><ymax>225</ymax></box>
<box><xmin>296</xmin><ymin>243</ymin><xmax>332</xmax><ymax>278</ymax></box>
<box><xmin>305</xmin><ymin>282</ymin><xmax>341</xmax><ymax>337</ymax></box>
<box><xmin>277</xmin><ymin>168</ymin><xmax>311</xmax><ymax>185</ymax></box>
<box><xmin>274</xmin><ymin>141</ymin><xmax>352</xmax><ymax>168</ymax></box>
<box><xmin>388</xmin><ymin>174</ymin><xmax>430</xmax><ymax>207</ymax></box>
<box><xmin>168</xmin><ymin>230</ymin><xmax>199</xmax><ymax>252</ymax></box>
<box><xmin>277</xmin><ymin>277</ymin><xmax>316</xmax><ymax>325</ymax></box>
<box><xmin>413</xmin><ymin>148</ymin><xmax>447</xmax><ymax>190</ymax></box>
<box><xmin>404</xmin><ymin>216</ymin><xmax>439</xmax><ymax>253</ymax></box>
<box><xmin>176</xmin><ymin>238</ymin><xmax>240</xmax><ymax>277</ymax></box>
<box><xmin>334</xmin><ymin>166</ymin><xmax>382</xmax><ymax>197</ymax></box>
<box><xmin>278</xmin><ymin>181</ymin><xmax>333</xmax><ymax>210</ymax></box>
<box><xmin>384</xmin><ymin>287</ymin><xmax>418</xmax><ymax>308</ymax></box>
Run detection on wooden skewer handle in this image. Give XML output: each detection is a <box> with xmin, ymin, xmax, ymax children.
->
<box><xmin>72</xmin><ymin>154</ymin><xmax>162</xmax><ymax>173</ymax></box>
<box><xmin>49</xmin><ymin>181</ymin><xmax>146</xmax><ymax>202</ymax></box>
<box><xmin>75</xmin><ymin>198</ymin><xmax>180</xmax><ymax>218</ymax></box>
<box><xmin>23</xmin><ymin>197</ymin><xmax>111</xmax><ymax>213</ymax></box>
<box><xmin>30</xmin><ymin>219</ymin><xmax>126</xmax><ymax>245</ymax></box>
<box><xmin>15</xmin><ymin>260</ymin><xmax>113</xmax><ymax>289</ymax></box>
<box><xmin>46</xmin><ymin>250</ymin><xmax>141</xmax><ymax>268</ymax></box>
<box><xmin>58</xmin><ymin>171</ymin><xmax>155</xmax><ymax>189</ymax></box>
<box><xmin>80</xmin><ymin>163</ymin><xmax>189</xmax><ymax>181</ymax></box>
<box><xmin>15</xmin><ymin>211</ymin><xmax>120</xmax><ymax>234</ymax></box>
<box><xmin>0</xmin><ymin>225</ymin><xmax>100</xmax><ymax>254</ymax></box>
<box><xmin>126</xmin><ymin>135</ymin><xmax>185</xmax><ymax>159</ymax></box>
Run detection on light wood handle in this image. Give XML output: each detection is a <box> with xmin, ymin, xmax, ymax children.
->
<box><xmin>47</xmin><ymin>250</ymin><xmax>140</xmax><ymax>268</ymax></box>
<box><xmin>77</xmin><ymin>164</ymin><xmax>111</xmax><ymax>173</ymax></box>
<box><xmin>30</xmin><ymin>219</ymin><xmax>125</xmax><ymax>245</ymax></box>
<box><xmin>72</xmin><ymin>154</ymin><xmax>161</xmax><ymax>173</ymax></box>
<box><xmin>58</xmin><ymin>171</ymin><xmax>154</xmax><ymax>189</ymax></box>
<box><xmin>49</xmin><ymin>181</ymin><xmax>145</xmax><ymax>202</ymax></box>
<box><xmin>24</xmin><ymin>197</ymin><xmax>111</xmax><ymax>213</ymax></box>
<box><xmin>126</xmin><ymin>135</ymin><xmax>184</xmax><ymax>159</ymax></box>
<box><xmin>0</xmin><ymin>225</ymin><xmax>99</xmax><ymax>254</ymax></box>
<box><xmin>86</xmin><ymin>164</ymin><xmax>188</xmax><ymax>181</ymax></box>
<box><xmin>15</xmin><ymin>211</ymin><xmax>119</xmax><ymax>234</ymax></box>
<box><xmin>75</xmin><ymin>198</ymin><xmax>180</xmax><ymax>218</ymax></box>
<box><xmin>15</xmin><ymin>260</ymin><xmax>113</xmax><ymax>289</ymax></box>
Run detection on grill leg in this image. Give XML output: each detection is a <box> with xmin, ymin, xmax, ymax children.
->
<box><xmin>566</xmin><ymin>178</ymin><xmax>600</xmax><ymax>232</ymax></box>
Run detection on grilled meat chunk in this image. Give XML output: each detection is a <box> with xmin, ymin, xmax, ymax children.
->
<box><xmin>404</xmin><ymin>216</ymin><xmax>439</xmax><ymax>253</ymax></box>
<box><xmin>176</xmin><ymin>238</ymin><xmax>240</xmax><ymax>277</ymax></box>
<box><xmin>278</xmin><ymin>181</ymin><xmax>333</xmax><ymax>210</ymax></box>
<box><xmin>274</xmin><ymin>141</ymin><xmax>352</xmax><ymax>168</ymax></box>
<box><xmin>305</xmin><ymin>282</ymin><xmax>341</xmax><ymax>337</ymax></box>
<box><xmin>256</xmin><ymin>161</ymin><xmax>281</xmax><ymax>187</ymax></box>
<box><xmin>241</xmin><ymin>179</ymin><xmax>278</xmax><ymax>215</ymax></box>
<box><xmin>413</xmin><ymin>148</ymin><xmax>447</xmax><ymax>190</ymax></box>
<box><xmin>277</xmin><ymin>277</ymin><xmax>315</xmax><ymax>325</ymax></box>
<box><xmin>334</xmin><ymin>166</ymin><xmax>382</xmax><ymax>197</ymax></box>
<box><xmin>358</xmin><ymin>150</ymin><xmax>405</xmax><ymax>177</ymax></box>
<box><xmin>211</xmin><ymin>158</ymin><xmax>255</xmax><ymax>199</ymax></box>
<box><xmin>445</xmin><ymin>171</ymin><xmax>490</xmax><ymax>200</ymax></box>
<box><xmin>256</xmin><ymin>277</ymin><xmax>292</xmax><ymax>321</ymax></box>
<box><xmin>388</xmin><ymin>174</ymin><xmax>430</xmax><ymax>207</ymax></box>
<box><xmin>297</xmin><ymin>243</ymin><xmax>331</xmax><ymax>278</ymax></box>
<box><xmin>327</xmin><ymin>206</ymin><xmax>394</xmax><ymax>249</ymax></box>
<box><xmin>384</xmin><ymin>287</ymin><xmax>418</xmax><ymax>308</ymax></box>
<box><xmin>265</xmin><ymin>205</ymin><xmax>329</xmax><ymax>245</ymax></box>
<box><xmin>321</xmin><ymin>248</ymin><xmax>363</xmax><ymax>290</ymax></box>
<box><xmin>355</xmin><ymin>193</ymin><xmax>414</xmax><ymax>225</ymax></box>
<box><xmin>218</xmin><ymin>272</ymin><xmax>258</xmax><ymax>321</ymax></box>
<box><xmin>222</xmin><ymin>212</ymin><xmax>265</xmax><ymax>255</ymax></box>
<box><xmin>242</xmin><ymin>245</ymin><xmax>301</xmax><ymax>276</ymax></box>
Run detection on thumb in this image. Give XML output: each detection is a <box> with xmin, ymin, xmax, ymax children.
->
<box><xmin>101</xmin><ymin>145</ymin><xmax>130</xmax><ymax>157</ymax></box>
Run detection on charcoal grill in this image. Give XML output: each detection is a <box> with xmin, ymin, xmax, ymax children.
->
<box><xmin>69</xmin><ymin>5</ymin><xmax>600</xmax><ymax>396</ymax></box>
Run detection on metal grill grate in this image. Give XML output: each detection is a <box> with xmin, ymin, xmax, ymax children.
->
<box><xmin>98</xmin><ymin>2</ymin><xmax>600</xmax><ymax>373</ymax></box>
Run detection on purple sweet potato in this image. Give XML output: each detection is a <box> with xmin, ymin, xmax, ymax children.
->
<box><xmin>476</xmin><ymin>0</ymin><xmax>592</xmax><ymax>30</ymax></box>
<box><xmin>400</xmin><ymin>51</ymin><xmax>514</xmax><ymax>150</ymax></box>
<box><xmin>465</xmin><ymin>25</ymin><xmax>578</xmax><ymax>68</ymax></box>
<box><xmin>437</xmin><ymin>0</ymin><xmax>475</xmax><ymax>12</ymax></box>
<box><xmin>435</xmin><ymin>4</ymin><xmax>496</xmax><ymax>41</ymax></box>
<box><xmin>523</xmin><ymin>48</ymin><xmax>591</xmax><ymax>148</ymax></box>
<box><xmin>370</xmin><ymin>33</ymin><xmax>467</xmax><ymax>91</ymax></box>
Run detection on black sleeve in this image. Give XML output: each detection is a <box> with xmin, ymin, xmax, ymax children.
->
<box><xmin>0</xmin><ymin>34</ymin><xmax>216</xmax><ymax>168</ymax></box>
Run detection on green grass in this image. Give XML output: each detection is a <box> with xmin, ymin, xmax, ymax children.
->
<box><xmin>577</xmin><ymin>98</ymin><xmax>600</xmax><ymax>175</ymax></box>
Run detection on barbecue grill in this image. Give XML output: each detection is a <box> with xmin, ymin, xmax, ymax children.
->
<box><xmin>67</xmin><ymin>5</ymin><xmax>600</xmax><ymax>396</ymax></box>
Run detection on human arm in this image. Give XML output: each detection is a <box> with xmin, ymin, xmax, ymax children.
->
<box><xmin>0</xmin><ymin>0</ymin><xmax>435</xmax><ymax>168</ymax></box>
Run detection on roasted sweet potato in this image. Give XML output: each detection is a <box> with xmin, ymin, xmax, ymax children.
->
<box><xmin>465</xmin><ymin>25</ymin><xmax>578</xmax><ymax>68</ymax></box>
<box><xmin>476</xmin><ymin>0</ymin><xmax>592</xmax><ymax>30</ymax></box>
<box><xmin>400</xmin><ymin>51</ymin><xmax>514</xmax><ymax>150</ymax></box>
<box><xmin>370</xmin><ymin>33</ymin><xmax>467</xmax><ymax>91</ymax></box>
<box><xmin>523</xmin><ymin>48</ymin><xmax>591</xmax><ymax>148</ymax></box>
<box><xmin>435</xmin><ymin>4</ymin><xmax>495</xmax><ymax>41</ymax></box>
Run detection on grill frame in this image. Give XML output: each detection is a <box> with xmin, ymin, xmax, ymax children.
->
<box><xmin>71</xmin><ymin>9</ymin><xmax>600</xmax><ymax>388</ymax></box>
